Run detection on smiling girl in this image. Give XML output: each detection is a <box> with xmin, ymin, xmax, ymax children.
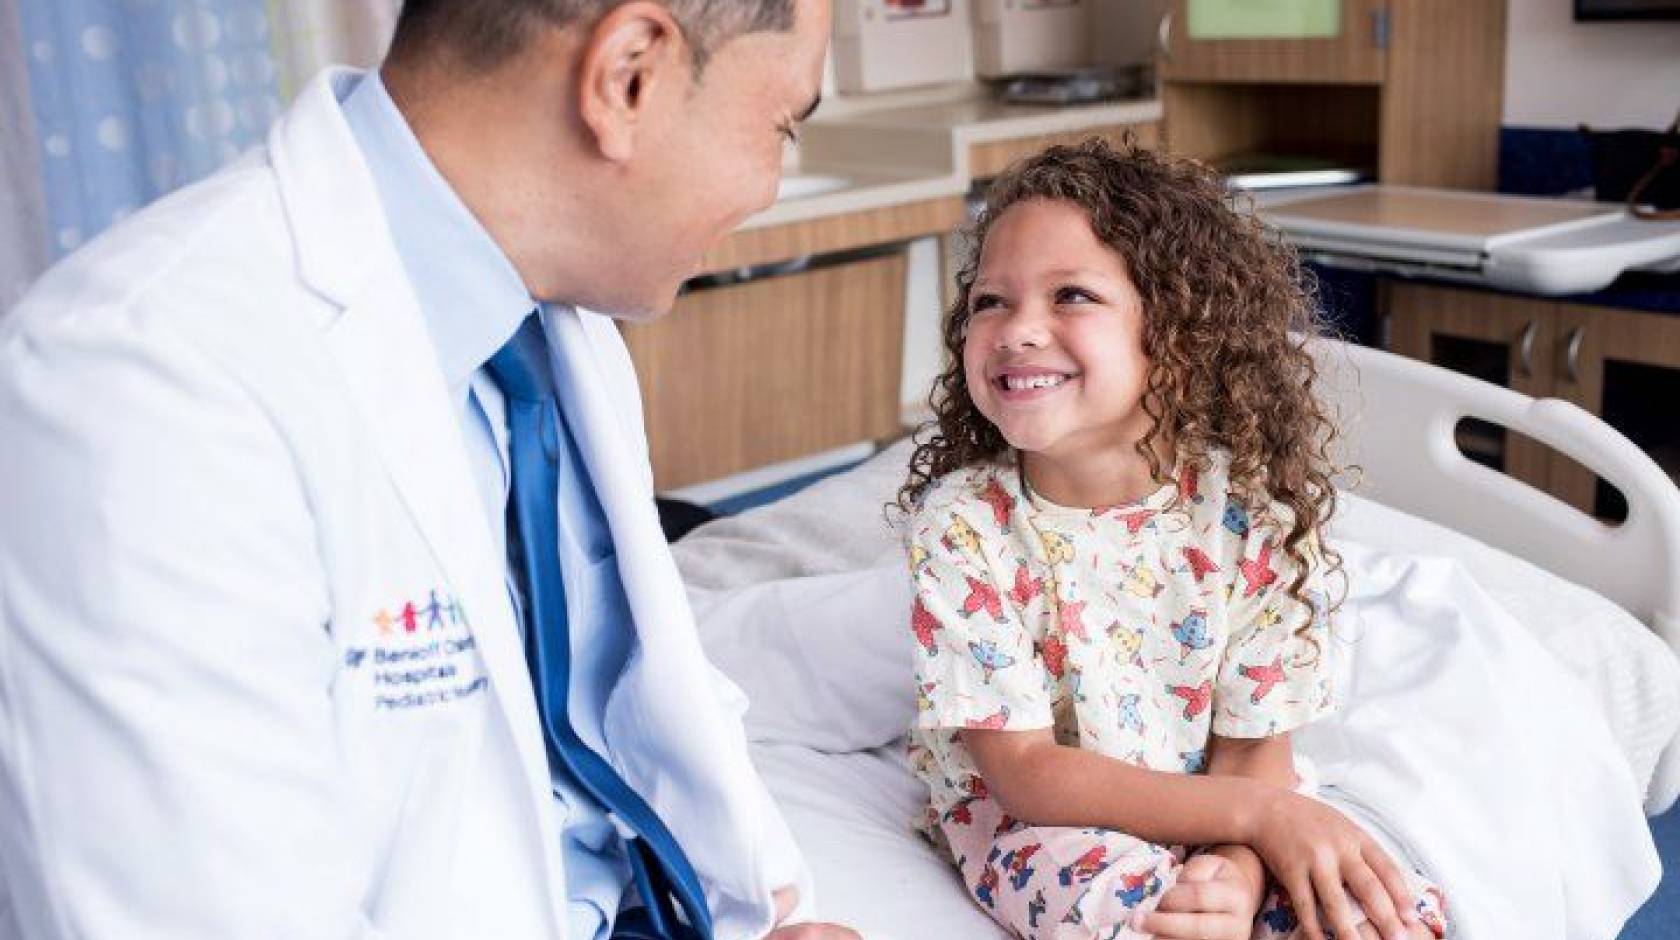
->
<box><xmin>898</xmin><ymin>140</ymin><xmax>1447</xmax><ymax>940</ymax></box>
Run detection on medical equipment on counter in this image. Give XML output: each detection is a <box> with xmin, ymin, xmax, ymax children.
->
<box><xmin>832</xmin><ymin>0</ymin><xmax>974</xmax><ymax>93</ymax></box>
<box><xmin>972</xmin><ymin>0</ymin><xmax>1090</xmax><ymax>78</ymax></box>
<box><xmin>994</xmin><ymin>64</ymin><xmax>1148</xmax><ymax>106</ymax></box>
<box><xmin>1259</xmin><ymin>185</ymin><xmax>1680</xmax><ymax>296</ymax></box>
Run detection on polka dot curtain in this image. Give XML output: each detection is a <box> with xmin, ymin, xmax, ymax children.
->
<box><xmin>11</xmin><ymin>0</ymin><xmax>395</xmax><ymax>271</ymax></box>
<box><xmin>18</xmin><ymin>0</ymin><xmax>285</xmax><ymax>258</ymax></box>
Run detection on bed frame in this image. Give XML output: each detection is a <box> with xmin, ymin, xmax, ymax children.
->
<box><xmin>1311</xmin><ymin>338</ymin><xmax>1680</xmax><ymax>813</ymax></box>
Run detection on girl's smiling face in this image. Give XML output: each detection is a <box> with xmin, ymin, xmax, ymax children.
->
<box><xmin>962</xmin><ymin>198</ymin><xmax>1153</xmax><ymax>476</ymax></box>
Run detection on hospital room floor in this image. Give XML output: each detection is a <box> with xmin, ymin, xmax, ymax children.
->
<box><xmin>1623</xmin><ymin>809</ymin><xmax>1678</xmax><ymax>938</ymax></box>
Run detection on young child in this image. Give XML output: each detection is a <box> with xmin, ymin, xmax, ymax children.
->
<box><xmin>899</xmin><ymin>140</ymin><xmax>1448</xmax><ymax>940</ymax></box>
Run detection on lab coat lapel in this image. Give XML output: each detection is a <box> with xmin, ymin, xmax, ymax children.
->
<box><xmin>267</xmin><ymin>69</ymin><xmax>565</xmax><ymax>908</ymax></box>
<box><xmin>546</xmin><ymin>308</ymin><xmax>771</xmax><ymax>913</ymax></box>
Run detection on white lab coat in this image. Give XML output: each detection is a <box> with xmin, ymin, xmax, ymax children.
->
<box><xmin>0</xmin><ymin>69</ymin><xmax>810</xmax><ymax>940</ymax></box>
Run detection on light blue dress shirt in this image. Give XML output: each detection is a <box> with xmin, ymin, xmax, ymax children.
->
<box><xmin>340</xmin><ymin>72</ymin><xmax>633</xmax><ymax>940</ymax></box>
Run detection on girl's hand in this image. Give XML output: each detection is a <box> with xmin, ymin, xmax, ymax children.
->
<box><xmin>1250</xmin><ymin>789</ymin><xmax>1418</xmax><ymax>940</ymax></box>
<box><xmin>1135</xmin><ymin>852</ymin><xmax>1264</xmax><ymax>940</ymax></box>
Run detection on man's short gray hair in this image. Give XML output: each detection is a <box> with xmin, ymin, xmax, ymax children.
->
<box><xmin>389</xmin><ymin>0</ymin><xmax>797</xmax><ymax>73</ymax></box>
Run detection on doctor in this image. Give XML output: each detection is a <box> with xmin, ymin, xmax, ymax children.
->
<box><xmin>0</xmin><ymin>0</ymin><xmax>855</xmax><ymax>938</ymax></box>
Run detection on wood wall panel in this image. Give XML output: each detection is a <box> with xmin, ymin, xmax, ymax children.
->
<box><xmin>1380</xmin><ymin>0</ymin><xmax>1507</xmax><ymax>188</ymax></box>
<box><xmin>622</xmin><ymin>253</ymin><xmax>908</xmax><ymax>489</ymax></box>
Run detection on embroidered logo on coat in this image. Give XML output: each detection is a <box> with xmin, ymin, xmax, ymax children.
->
<box><xmin>342</xmin><ymin>590</ymin><xmax>488</xmax><ymax>711</ymax></box>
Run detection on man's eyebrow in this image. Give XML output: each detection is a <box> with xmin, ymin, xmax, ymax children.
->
<box><xmin>795</xmin><ymin>93</ymin><xmax>822</xmax><ymax>123</ymax></box>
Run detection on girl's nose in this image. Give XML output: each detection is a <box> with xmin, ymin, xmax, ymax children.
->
<box><xmin>995</xmin><ymin>305</ymin><xmax>1050</xmax><ymax>351</ymax></box>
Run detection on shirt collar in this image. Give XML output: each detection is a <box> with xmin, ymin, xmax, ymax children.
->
<box><xmin>339</xmin><ymin>71</ymin><xmax>535</xmax><ymax>399</ymax></box>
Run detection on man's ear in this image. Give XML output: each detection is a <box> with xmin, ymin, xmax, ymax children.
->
<box><xmin>576</xmin><ymin>2</ymin><xmax>686</xmax><ymax>163</ymax></box>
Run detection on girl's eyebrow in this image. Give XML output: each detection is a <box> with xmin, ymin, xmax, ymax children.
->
<box><xmin>971</xmin><ymin>267</ymin><xmax>1108</xmax><ymax>294</ymax></box>
<box><xmin>1040</xmin><ymin>267</ymin><xmax>1108</xmax><ymax>282</ymax></box>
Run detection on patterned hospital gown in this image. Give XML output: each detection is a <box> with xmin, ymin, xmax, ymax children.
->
<box><xmin>908</xmin><ymin>453</ymin><xmax>1334</xmax><ymax>821</ymax></box>
<box><xmin>905</xmin><ymin>455</ymin><xmax>1443</xmax><ymax>940</ymax></box>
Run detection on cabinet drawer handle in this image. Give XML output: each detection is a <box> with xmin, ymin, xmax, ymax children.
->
<box><xmin>1158</xmin><ymin>10</ymin><xmax>1174</xmax><ymax>60</ymax></box>
<box><xmin>1518</xmin><ymin>320</ymin><xmax>1537</xmax><ymax>378</ymax></box>
<box><xmin>1564</xmin><ymin>326</ymin><xmax>1585</xmax><ymax>384</ymax></box>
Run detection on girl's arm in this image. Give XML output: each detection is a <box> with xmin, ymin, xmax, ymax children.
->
<box><xmin>961</xmin><ymin>727</ymin><xmax>1285</xmax><ymax>846</ymax></box>
<box><xmin>1199</xmin><ymin>734</ymin><xmax>1298</xmax><ymax>901</ymax></box>
<box><xmin>1207</xmin><ymin>732</ymin><xmax>1296</xmax><ymax>786</ymax></box>
<box><xmin>963</xmin><ymin>729</ymin><xmax>1419</xmax><ymax>940</ymax></box>
<box><xmin>966</xmin><ymin>727</ymin><xmax>1274</xmax><ymax>930</ymax></box>
<box><xmin>1206</xmin><ymin>733</ymin><xmax>1417</xmax><ymax>940</ymax></box>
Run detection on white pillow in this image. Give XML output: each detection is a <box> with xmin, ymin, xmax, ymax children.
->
<box><xmin>689</xmin><ymin>565</ymin><xmax>913</xmax><ymax>753</ymax></box>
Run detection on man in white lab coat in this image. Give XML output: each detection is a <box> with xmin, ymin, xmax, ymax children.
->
<box><xmin>0</xmin><ymin>1</ymin><xmax>853</xmax><ymax>938</ymax></box>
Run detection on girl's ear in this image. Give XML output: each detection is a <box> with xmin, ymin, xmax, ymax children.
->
<box><xmin>575</xmin><ymin>1</ymin><xmax>685</xmax><ymax>163</ymax></box>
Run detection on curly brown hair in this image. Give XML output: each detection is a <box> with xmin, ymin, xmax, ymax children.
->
<box><xmin>899</xmin><ymin>137</ymin><xmax>1342</xmax><ymax>617</ymax></box>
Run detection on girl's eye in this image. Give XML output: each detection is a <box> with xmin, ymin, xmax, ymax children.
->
<box><xmin>970</xmin><ymin>293</ymin><xmax>1003</xmax><ymax>315</ymax></box>
<box><xmin>1055</xmin><ymin>286</ymin><xmax>1098</xmax><ymax>305</ymax></box>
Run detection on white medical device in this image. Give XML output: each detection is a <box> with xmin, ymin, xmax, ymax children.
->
<box><xmin>1261</xmin><ymin>185</ymin><xmax>1680</xmax><ymax>296</ymax></box>
<box><xmin>971</xmin><ymin>0</ymin><xmax>1091</xmax><ymax>78</ymax></box>
<box><xmin>832</xmin><ymin>0</ymin><xmax>975</xmax><ymax>93</ymax></box>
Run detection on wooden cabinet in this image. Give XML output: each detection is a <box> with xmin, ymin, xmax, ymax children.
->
<box><xmin>621</xmin><ymin>252</ymin><xmax>908</xmax><ymax>490</ymax></box>
<box><xmin>1384</xmin><ymin>280</ymin><xmax>1680</xmax><ymax>516</ymax></box>
<box><xmin>1551</xmin><ymin>302</ymin><xmax>1680</xmax><ymax>513</ymax></box>
<box><xmin>623</xmin><ymin>194</ymin><xmax>963</xmax><ymax>490</ymax></box>
<box><xmin>1162</xmin><ymin>0</ymin><xmax>1387</xmax><ymax>85</ymax></box>
<box><xmin>1161</xmin><ymin>0</ymin><xmax>1508</xmax><ymax>189</ymax></box>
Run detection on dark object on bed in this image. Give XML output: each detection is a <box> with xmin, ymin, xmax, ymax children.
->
<box><xmin>655</xmin><ymin>497</ymin><xmax>718</xmax><ymax>542</ymax></box>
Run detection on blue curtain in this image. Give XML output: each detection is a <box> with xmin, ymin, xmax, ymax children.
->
<box><xmin>19</xmin><ymin>0</ymin><xmax>284</xmax><ymax>258</ymax></box>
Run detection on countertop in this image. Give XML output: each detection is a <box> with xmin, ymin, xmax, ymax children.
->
<box><xmin>736</xmin><ymin>93</ymin><xmax>1163</xmax><ymax>231</ymax></box>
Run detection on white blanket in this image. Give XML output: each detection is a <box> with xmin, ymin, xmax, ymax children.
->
<box><xmin>1301</xmin><ymin>542</ymin><xmax>1658</xmax><ymax>940</ymax></box>
<box><xmin>690</xmin><ymin>545</ymin><xmax>1664</xmax><ymax>940</ymax></box>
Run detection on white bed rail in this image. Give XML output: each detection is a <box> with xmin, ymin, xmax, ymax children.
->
<box><xmin>1309</xmin><ymin>338</ymin><xmax>1680</xmax><ymax>813</ymax></box>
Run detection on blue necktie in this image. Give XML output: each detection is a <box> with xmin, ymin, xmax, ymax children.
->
<box><xmin>487</xmin><ymin>314</ymin><xmax>713</xmax><ymax>940</ymax></box>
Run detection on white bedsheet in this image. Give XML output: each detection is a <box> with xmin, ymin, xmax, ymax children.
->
<box><xmin>747</xmin><ymin>743</ymin><xmax>996</xmax><ymax>940</ymax></box>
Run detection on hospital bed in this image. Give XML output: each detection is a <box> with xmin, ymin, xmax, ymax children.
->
<box><xmin>672</xmin><ymin>339</ymin><xmax>1680</xmax><ymax>940</ymax></box>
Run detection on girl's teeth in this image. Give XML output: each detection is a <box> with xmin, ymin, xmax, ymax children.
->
<box><xmin>1005</xmin><ymin>374</ymin><xmax>1067</xmax><ymax>391</ymax></box>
